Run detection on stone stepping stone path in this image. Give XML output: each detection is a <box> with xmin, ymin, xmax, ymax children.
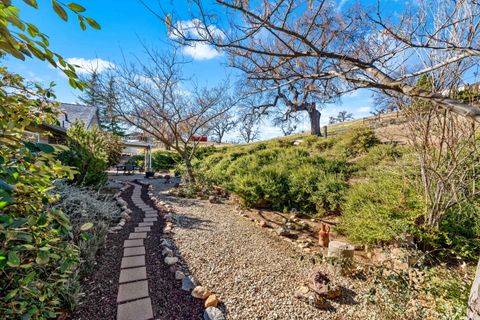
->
<box><xmin>116</xmin><ymin>184</ymin><xmax>157</xmax><ymax>320</ymax></box>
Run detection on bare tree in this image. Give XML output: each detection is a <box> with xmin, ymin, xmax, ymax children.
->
<box><xmin>158</xmin><ymin>1</ymin><xmax>480</xmax><ymax>313</ymax></box>
<box><xmin>329</xmin><ymin>110</ymin><xmax>354</xmax><ymax>124</ymax></box>
<box><xmin>239</xmin><ymin>113</ymin><xmax>260</xmax><ymax>143</ymax></box>
<box><xmin>162</xmin><ymin>0</ymin><xmax>480</xmax><ymax>121</ymax></box>
<box><xmin>273</xmin><ymin>114</ymin><xmax>298</xmax><ymax>136</ymax></box>
<box><xmin>209</xmin><ymin>102</ymin><xmax>236</xmax><ymax>143</ymax></box>
<box><xmin>111</xmin><ymin>46</ymin><xmax>234</xmax><ymax>183</ymax></box>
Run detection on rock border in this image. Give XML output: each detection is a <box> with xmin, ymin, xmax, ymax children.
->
<box><xmin>143</xmin><ymin>183</ymin><xmax>227</xmax><ymax>320</ymax></box>
<box><xmin>109</xmin><ymin>183</ymin><xmax>133</xmax><ymax>233</ymax></box>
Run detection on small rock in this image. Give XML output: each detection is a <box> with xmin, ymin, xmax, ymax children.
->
<box><xmin>208</xmin><ymin>196</ymin><xmax>220</xmax><ymax>204</ymax></box>
<box><xmin>203</xmin><ymin>307</ymin><xmax>226</xmax><ymax>320</ymax></box>
<box><xmin>162</xmin><ymin>248</ymin><xmax>173</xmax><ymax>257</ymax></box>
<box><xmin>294</xmin><ymin>286</ymin><xmax>327</xmax><ymax>309</ymax></box>
<box><xmin>192</xmin><ymin>286</ymin><xmax>212</xmax><ymax>299</ymax></box>
<box><xmin>164</xmin><ymin>257</ymin><xmax>178</xmax><ymax>265</ymax></box>
<box><xmin>175</xmin><ymin>270</ymin><xmax>185</xmax><ymax>280</ymax></box>
<box><xmin>259</xmin><ymin>220</ymin><xmax>268</xmax><ymax>228</ymax></box>
<box><xmin>181</xmin><ymin>276</ymin><xmax>196</xmax><ymax>291</ymax></box>
<box><xmin>275</xmin><ymin>227</ymin><xmax>290</xmax><ymax>236</ymax></box>
<box><xmin>160</xmin><ymin>239</ymin><xmax>169</xmax><ymax>247</ymax></box>
<box><xmin>204</xmin><ymin>294</ymin><xmax>219</xmax><ymax>308</ymax></box>
<box><xmin>169</xmin><ymin>265</ymin><xmax>176</xmax><ymax>273</ymax></box>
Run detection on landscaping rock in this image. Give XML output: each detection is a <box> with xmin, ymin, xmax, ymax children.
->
<box><xmin>191</xmin><ymin>286</ymin><xmax>211</xmax><ymax>299</ymax></box>
<box><xmin>259</xmin><ymin>220</ymin><xmax>268</xmax><ymax>228</ymax></box>
<box><xmin>164</xmin><ymin>257</ymin><xmax>178</xmax><ymax>265</ymax></box>
<box><xmin>208</xmin><ymin>196</ymin><xmax>220</xmax><ymax>204</ymax></box>
<box><xmin>275</xmin><ymin>227</ymin><xmax>290</xmax><ymax>236</ymax></box>
<box><xmin>175</xmin><ymin>270</ymin><xmax>185</xmax><ymax>280</ymax></box>
<box><xmin>203</xmin><ymin>307</ymin><xmax>226</xmax><ymax>320</ymax></box>
<box><xmin>308</xmin><ymin>270</ymin><xmax>342</xmax><ymax>300</ymax></box>
<box><xmin>294</xmin><ymin>286</ymin><xmax>328</xmax><ymax>309</ymax></box>
<box><xmin>161</xmin><ymin>247</ymin><xmax>173</xmax><ymax>257</ymax></box>
<box><xmin>181</xmin><ymin>276</ymin><xmax>196</xmax><ymax>291</ymax></box>
<box><xmin>204</xmin><ymin>294</ymin><xmax>219</xmax><ymax>308</ymax></box>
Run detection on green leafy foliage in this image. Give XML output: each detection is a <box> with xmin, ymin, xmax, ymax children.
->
<box><xmin>0</xmin><ymin>1</ymin><xmax>100</xmax><ymax>88</ymax></box>
<box><xmin>60</xmin><ymin>122</ymin><xmax>117</xmax><ymax>187</ymax></box>
<box><xmin>151</xmin><ymin>150</ymin><xmax>181</xmax><ymax>171</ymax></box>
<box><xmin>0</xmin><ymin>68</ymin><xmax>79</xmax><ymax>319</ymax></box>
<box><xmin>338</xmin><ymin>173</ymin><xmax>425</xmax><ymax>245</ymax></box>
<box><xmin>194</xmin><ymin>145</ymin><xmax>348</xmax><ymax>215</ymax></box>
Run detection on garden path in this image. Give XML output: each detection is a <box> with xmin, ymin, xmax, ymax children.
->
<box><xmin>116</xmin><ymin>183</ymin><xmax>155</xmax><ymax>320</ymax></box>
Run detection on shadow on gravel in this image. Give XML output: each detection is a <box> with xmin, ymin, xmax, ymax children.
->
<box><xmin>139</xmin><ymin>183</ymin><xmax>205</xmax><ymax>320</ymax></box>
<box><xmin>338</xmin><ymin>287</ymin><xmax>358</xmax><ymax>306</ymax></box>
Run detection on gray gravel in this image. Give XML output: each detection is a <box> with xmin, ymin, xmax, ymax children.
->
<box><xmin>154</xmin><ymin>190</ymin><xmax>374</xmax><ymax>320</ymax></box>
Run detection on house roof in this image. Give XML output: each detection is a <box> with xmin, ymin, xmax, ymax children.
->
<box><xmin>59</xmin><ymin>103</ymin><xmax>98</xmax><ymax>128</ymax></box>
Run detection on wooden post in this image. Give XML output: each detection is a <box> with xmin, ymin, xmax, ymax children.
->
<box><xmin>323</xmin><ymin>125</ymin><xmax>327</xmax><ymax>138</ymax></box>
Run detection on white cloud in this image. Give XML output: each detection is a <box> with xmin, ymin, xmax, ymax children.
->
<box><xmin>358</xmin><ymin>106</ymin><xmax>371</xmax><ymax>113</ymax></box>
<box><xmin>182</xmin><ymin>42</ymin><xmax>221</xmax><ymax>60</ymax></box>
<box><xmin>169</xmin><ymin>19</ymin><xmax>224</xmax><ymax>61</ymax></box>
<box><xmin>65</xmin><ymin>57</ymin><xmax>115</xmax><ymax>74</ymax></box>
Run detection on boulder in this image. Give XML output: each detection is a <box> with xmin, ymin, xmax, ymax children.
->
<box><xmin>203</xmin><ymin>307</ymin><xmax>226</xmax><ymax>320</ymax></box>
<box><xmin>164</xmin><ymin>257</ymin><xmax>178</xmax><ymax>265</ymax></box>
<box><xmin>192</xmin><ymin>286</ymin><xmax>212</xmax><ymax>299</ymax></box>
<box><xmin>205</xmin><ymin>294</ymin><xmax>219</xmax><ymax>308</ymax></box>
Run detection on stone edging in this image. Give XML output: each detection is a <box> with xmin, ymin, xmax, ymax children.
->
<box><xmin>141</xmin><ymin>182</ymin><xmax>227</xmax><ymax>320</ymax></box>
<box><xmin>109</xmin><ymin>183</ymin><xmax>132</xmax><ymax>233</ymax></box>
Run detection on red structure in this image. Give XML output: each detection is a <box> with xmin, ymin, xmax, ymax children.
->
<box><xmin>191</xmin><ymin>136</ymin><xmax>208</xmax><ymax>142</ymax></box>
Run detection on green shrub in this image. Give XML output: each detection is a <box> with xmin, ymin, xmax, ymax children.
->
<box><xmin>53</xmin><ymin>183</ymin><xmax>122</xmax><ymax>274</ymax></box>
<box><xmin>420</xmin><ymin>201</ymin><xmax>480</xmax><ymax>261</ymax></box>
<box><xmin>0</xmin><ymin>69</ymin><xmax>79</xmax><ymax>319</ymax></box>
<box><xmin>127</xmin><ymin>155</ymin><xmax>144</xmax><ymax>168</ymax></box>
<box><xmin>336</xmin><ymin>126</ymin><xmax>379</xmax><ymax>157</ymax></box>
<box><xmin>61</xmin><ymin>122</ymin><xmax>109</xmax><ymax>187</ymax></box>
<box><xmin>151</xmin><ymin>150</ymin><xmax>181</xmax><ymax>171</ymax></box>
<box><xmin>288</xmin><ymin>163</ymin><xmax>347</xmax><ymax>214</ymax></box>
<box><xmin>338</xmin><ymin>173</ymin><xmax>424</xmax><ymax>245</ymax></box>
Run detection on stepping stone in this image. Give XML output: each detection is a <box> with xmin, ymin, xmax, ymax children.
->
<box><xmin>119</xmin><ymin>266</ymin><xmax>147</xmax><ymax>283</ymax></box>
<box><xmin>121</xmin><ymin>255</ymin><xmax>145</xmax><ymax>268</ymax></box>
<box><xmin>117</xmin><ymin>280</ymin><xmax>149</xmax><ymax>303</ymax></box>
<box><xmin>138</xmin><ymin>222</ymin><xmax>153</xmax><ymax>227</ymax></box>
<box><xmin>143</xmin><ymin>210</ymin><xmax>157</xmax><ymax>213</ymax></box>
<box><xmin>144</xmin><ymin>217</ymin><xmax>157</xmax><ymax>222</ymax></box>
<box><xmin>123</xmin><ymin>246</ymin><xmax>145</xmax><ymax>257</ymax></box>
<box><xmin>144</xmin><ymin>214</ymin><xmax>157</xmax><ymax>218</ymax></box>
<box><xmin>124</xmin><ymin>239</ymin><xmax>144</xmax><ymax>248</ymax></box>
<box><xmin>135</xmin><ymin>227</ymin><xmax>151</xmax><ymax>232</ymax></box>
<box><xmin>129</xmin><ymin>232</ymin><xmax>147</xmax><ymax>239</ymax></box>
<box><xmin>117</xmin><ymin>297</ymin><xmax>153</xmax><ymax>320</ymax></box>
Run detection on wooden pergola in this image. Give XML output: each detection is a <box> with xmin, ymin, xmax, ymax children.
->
<box><xmin>122</xmin><ymin>141</ymin><xmax>153</xmax><ymax>175</ymax></box>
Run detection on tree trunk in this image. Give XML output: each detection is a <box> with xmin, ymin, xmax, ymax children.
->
<box><xmin>308</xmin><ymin>108</ymin><xmax>321</xmax><ymax>136</ymax></box>
<box><xmin>468</xmin><ymin>258</ymin><xmax>480</xmax><ymax>319</ymax></box>
<box><xmin>184</xmin><ymin>157</ymin><xmax>196</xmax><ymax>184</ymax></box>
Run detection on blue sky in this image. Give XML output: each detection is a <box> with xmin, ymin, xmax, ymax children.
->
<box><xmin>5</xmin><ymin>0</ymin><xmax>377</xmax><ymax>140</ymax></box>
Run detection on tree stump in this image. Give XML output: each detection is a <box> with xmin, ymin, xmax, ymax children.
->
<box><xmin>327</xmin><ymin>241</ymin><xmax>355</xmax><ymax>275</ymax></box>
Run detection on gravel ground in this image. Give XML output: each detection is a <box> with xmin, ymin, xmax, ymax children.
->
<box><xmin>72</xmin><ymin>185</ymin><xmax>136</xmax><ymax>320</ymax></box>
<box><xmin>155</xmin><ymin>190</ymin><xmax>371</xmax><ymax>320</ymax></box>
